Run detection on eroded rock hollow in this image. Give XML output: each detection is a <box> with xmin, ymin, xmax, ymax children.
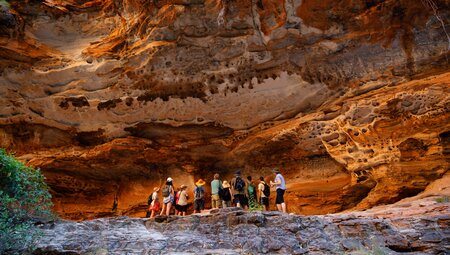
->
<box><xmin>0</xmin><ymin>0</ymin><xmax>449</xmax><ymax>220</ymax></box>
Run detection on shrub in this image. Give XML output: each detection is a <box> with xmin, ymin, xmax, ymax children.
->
<box><xmin>435</xmin><ymin>196</ymin><xmax>449</xmax><ymax>203</ymax></box>
<box><xmin>0</xmin><ymin>148</ymin><xmax>54</xmax><ymax>253</ymax></box>
<box><xmin>0</xmin><ymin>0</ymin><xmax>9</xmax><ymax>8</ymax></box>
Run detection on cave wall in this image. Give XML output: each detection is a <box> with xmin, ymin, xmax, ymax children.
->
<box><xmin>0</xmin><ymin>0</ymin><xmax>449</xmax><ymax>219</ymax></box>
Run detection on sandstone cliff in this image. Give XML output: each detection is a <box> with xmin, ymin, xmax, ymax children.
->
<box><xmin>0</xmin><ymin>0</ymin><xmax>449</xmax><ymax>219</ymax></box>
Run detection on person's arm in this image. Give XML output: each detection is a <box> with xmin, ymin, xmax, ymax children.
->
<box><xmin>258</xmin><ymin>184</ymin><xmax>262</xmax><ymax>199</ymax></box>
<box><xmin>270</xmin><ymin>177</ymin><xmax>281</xmax><ymax>186</ymax></box>
<box><xmin>230</xmin><ymin>179</ymin><xmax>235</xmax><ymax>195</ymax></box>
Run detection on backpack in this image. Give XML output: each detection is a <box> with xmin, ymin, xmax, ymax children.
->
<box><xmin>220</xmin><ymin>187</ymin><xmax>231</xmax><ymax>201</ymax></box>
<box><xmin>234</xmin><ymin>177</ymin><xmax>245</xmax><ymax>191</ymax></box>
<box><xmin>147</xmin><ymin>194</ymin><xmax>153</xmax><ymax>205</ymax></box>
<box><xmin>263</xmin><ymin>182</ymin><xmax>270</xmax><ymax>197</ymax></box>
<box><xmin>194</xmin><ymin>186</ymin><xmax>204</xmax><ymax>200</ymax></box>
<box><xmin>162</xmin><ymin>185</ymin><xmax>171</xmax><ymax>197</ymax></box>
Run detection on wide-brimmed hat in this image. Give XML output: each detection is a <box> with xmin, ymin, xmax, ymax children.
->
<box><xmin>167</xmin><ymin>177</ymin><xmax>173</xmax><ymax>182</ymax></box>
<box><xmin>153</xmin><ymin>187</ymin><xmax>160</xmax><ymax>191</ymax></box>
<box><xmin>180</xmin><ymin>184</ymin><xmax>187</xmax><ymax>189</ymax></box>
<box><xmin>222</xmin><ymin>181</ymin><xmax>230</xmax><ymax>188</ymax></box>
<box><xmin>195</xmin><ymin>179</ymin><xmax>206</xmax><ymax>186</ymax></box>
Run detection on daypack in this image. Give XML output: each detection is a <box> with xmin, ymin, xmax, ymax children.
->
<box><xmin>194</xmin><ymin>187</ymin><xmax>204</xmax><ymax>200</ymax></box>
<box><xmin>248</xmin><ymin>183</ymin><xmax>255</xmax><ymax>195</ymax></box>
<box><xmin>263</xmin><ymin>182</ymin><xmax>270</xmax><ymax>197</ymax></box>
<box><xmin>220</xmin><ymin>187</ymin><xmax>231</xmax><ymax>201</ymax></box>
<box><xmin>147</xmin><ymin>194</ymin><xmax>153</xmax><ymax>205</ymax></box>
<box><xmin>234</xmin><ymin>177</ymin><xmax>245</xmax><ymax>191</ymax></box>
<box><xmin>162</xmin><ymin>185</ymin><xmax>171</xmax><ymax>197</ymax></box>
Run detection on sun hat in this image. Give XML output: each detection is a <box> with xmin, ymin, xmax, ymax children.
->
<box><xmin>180</xmin><ymin>184</ymin><xmax>187</xmax><ymax>189</ymax></box>
<box><xmin>235</xmin><ymin>169</ymin><xmax>241</xmax><ymax>175</ymax></box>
<box><xmin>153</xmin><ymin>187</ymin><xmax>160</xmax><ymax>191</ymax></box>
<box><xmin>167</xmin><ymin>177</ymin><xmax>173</xmax><ymax>182</ymax></box>
<box><xmin>195</xmin><ymin>179</ymin><xmax>206</xmax><ymax>186</ymax></box>
<box><xmin>222</xmin><ymin>181</ymin><xmax>230</xmax><ymax>188</ymax></box>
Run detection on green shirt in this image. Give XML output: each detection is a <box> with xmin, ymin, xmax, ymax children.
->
<box><xmin>211</xmin><ymin>179</ymin><xmax>222</xmax><ymax>195</ymax></box>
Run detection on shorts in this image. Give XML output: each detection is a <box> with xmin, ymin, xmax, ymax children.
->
<box><xmin>260</xmin><ymin>197</ymin><xmax>269</xmax><ymax>207</ymax></box>
<box><xmin>275</xmin><ymin>189</ymin><xmax>285</xmax><ymax>204</ymax></box>
<box><xmin>194</xmin><ymin>199</ymin><xmax>204</xmax><ymax>211</ymax></box>
<box><xmin>163</xmin><ymin>195</ymin><xmax>174</xmax><ymax>204</ymax></box>
<box><xmin>174</xmin><ymin>204</ymin><xmax>182</xmax><ymax>211</ymax></box>
<box><xmin>178</xmin><ymin>204</ymin><xmax>188</xmax><ymax>212</ymax></box>
<box><xmin>234</xmin><ymin>194</ymin><xmax>248</xmax><ymax>206</ymax></box>
<box><xmin>149</xmin><ymin>201</ymin><xmax>160</xmax><ymax>212</ymax></box>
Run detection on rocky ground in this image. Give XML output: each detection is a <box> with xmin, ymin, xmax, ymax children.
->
<box><xmin>29</xmin><ymin>194</ymin><xmax>449</xmax><ymax>255</ymax></box>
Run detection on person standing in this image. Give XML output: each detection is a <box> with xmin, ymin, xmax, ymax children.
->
<box><xmin>177</xmin><ymin>185</ymin><xmax>189</xmax><ymax>216</ymax></box>
<box><xmin>174</xmin><ymin>186</ymin><xmax>181</xmax><ymax>215</ymax></box>
<box><xmin>210</xmin><ymin>173</ymin><xmax>223</xmax><ymax>209</ymax></box>
<box><xmin>270</xmin><ymin>168</ymin><xmax>286</xmax><ymax>213</ymax></box>
<box><xmin>247</xmin><ymin>176</ymin><xmax>258</xmax><ymax>210</ymax></box>
<box><xmin>231</xmin><ymin>170</ymin><xmax>248</xmax><ymax>209</ymax></box>
<box><xmin>194</xmin><ymin>179</ymin><xmax>206</xmax><ymax>213</ymax></box>
<box><xmin>160</xmin><ymin>177</ymin><xmax>174</xmax><ymax>216</ymax></box>
<box><xmin>148</xmin><ymin>187</ymin><xmax>160</xmax><ymax>218</ymax></box>
<box><xmin>258</xmin><ymin>176</ymin><xmax>269</xmax><ymax>211</ymax></box>
<box><xmin>220</xmin><ymin>180</ymin><xmax>232</xmax><ymax>208</ymax></box>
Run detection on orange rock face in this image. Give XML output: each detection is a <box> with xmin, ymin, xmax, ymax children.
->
<box><xmin>0</xmin><ymin>0</ymin><xmax>449</xmax><ymax>220</ymax></box>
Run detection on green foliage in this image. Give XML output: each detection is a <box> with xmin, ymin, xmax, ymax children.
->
<box><xmin>0</xmin><ymin>0</ymin><xmax>9</xmax><ymax>8</ymax></box>
<box><xmin>0</xmin><ymin>148</ymin><xmax>54</xmax><ymax>253</ymax></box>
<box><xmin>435</xmin><ymin>196</ymin><xmax>449</xmax><ymax>203</ymax></box>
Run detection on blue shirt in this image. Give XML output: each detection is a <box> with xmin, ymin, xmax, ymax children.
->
<box><xmin>275</xmin><ymin>173</ymin><xmax>286</xmax><ymax>190</ymax></box>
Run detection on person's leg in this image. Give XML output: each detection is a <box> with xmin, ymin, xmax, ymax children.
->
<box><xmin>276</xmin><ymin>204</ymin><xmax>282</xmax><ymax>211</ymax></box>
<box><xmin>200</xmin><ymin>199</ymin><xmax>205</xmax><ymax>212</ymax></box>
<box><xmin>280</xmin><ymin>190</ymin><xmax>286</xmax><ymax>213</ymax></box>
<box><xmin>234</xmin><ymin>195</ymin><xmax>241</xmax><ymax>208</ymax></box>
<box><xmin>166</xmin><ymin>202</ymin><xmax>172</xmax><ymax>216</ymax></box>
<box><xmin>215</xmin><ymin>196</ymin><xmax>220</xmax><ymax>208</ymax></box>
<box><xmin>150</xmin><ymin>210</ymin><xmax>155</xmax><ymax>218</ymax></box>
<box><xmin>194</xmin><ymin>200</ymin><xmax>199</xmax><ymax>213</ymax></box>
<box><xmin>160</xmin><ymin>203</ymin><xmax>166</xmax><ymax>215</ymax></box>
<box><xmin>276</xmin><ymin>189</ymin><xmax>283</xmax><ymax>212</ymax></box>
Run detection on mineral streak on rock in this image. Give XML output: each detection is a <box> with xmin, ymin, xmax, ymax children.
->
<box><xmin>0</xmin><ymin>0</ymin><xmax>449</xmax><ymax>219</ymax></box>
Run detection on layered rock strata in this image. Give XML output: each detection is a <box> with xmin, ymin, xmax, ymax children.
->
<box><xmin>0</xmin><ymin>0</ymin><xmax>449</xmax><ymax>219</ymax></box>
<box><xmin>31</xmin><ymin>196</ymin><xmax>450</xmax><ymax>254</ymax></box>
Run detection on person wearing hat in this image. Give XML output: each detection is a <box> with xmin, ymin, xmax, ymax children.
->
<box><xmin>230</xmin><ymin>170</ymin><xmax>248</xmax><ymax>209</ymax></box>
<box><xmin>270</xmin><ymin>168</ymin><xmax>287</xmax><ymax>213</ymax></box>
<box><xmin>177</xmin><ymin>185</ymin><xmax>189</xmax><ymax>216</ymax></box>
<box><xmin>160</xmin><ymin>177</ymin><xmax>175</xmax><ymax>216</ymax></box>
<box><xmin>221</xmin><ymin>180</ymin><xmax>232</xmax><ymax>208</ymax></box>
<box><xmin>194</xmin><ymin>179</ymin><xmax>206</xmax><ymax>213</ymax></box>
<box><xmin>147</xmin><ymin>187</ymin><xmax>160</xmax><ymax>218</ymax></box>
<box><xmin>210</xmin><ymin>173</ymin><xmax>223</xmax><ymax>209</ymax></box>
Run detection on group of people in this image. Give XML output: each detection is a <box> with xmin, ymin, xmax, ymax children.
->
<box><xmin>146</xmin><ymin>168</ymin><xmax>287</xmax><ymax>218</ymax></box>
